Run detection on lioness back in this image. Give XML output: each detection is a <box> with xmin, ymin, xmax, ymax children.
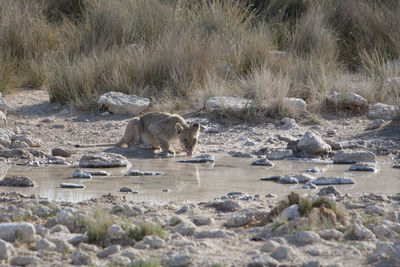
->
<box><xmin>121</xmin><ymin>112</ymin><xmax>200</xmax><ymax>155</ymax></box>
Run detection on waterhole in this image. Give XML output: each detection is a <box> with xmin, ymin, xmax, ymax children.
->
<box><xmin>1</xmin><ymin>155</ymin><xmax>399</xmax><ymax>202</ymax></box>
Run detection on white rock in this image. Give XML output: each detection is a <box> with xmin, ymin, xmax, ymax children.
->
<box><xmin>71</xmin><ymin>251</ymin><xmax>94</xmax><ymax>266</ymax></box>
<box><xmin>281</xmin><ymin>205</ymin><xmax>300</xmax><ymax>220</ymax></box>
<box><xmin>365</xmin><ymin>119</ymin><xmax>384</xmax><ymax>130</ymax></box>
<box><xmin>287</xmin><ymin>231</ymin><xmax>322</xmax><ymax>246</ymax></box>
<box><xmin>56</xmin><ymin>210</ymin><xmax>75</xmax><ymax>228</ymax></box>
<box><xmin>98</xmin><ymin>91</ymin><xmax>150</xmax><ymax>115</ymax></box>
<box><xmin>249</xmin><ymin>255</ymin><xmax>279</xmax><ymax>267</ymax></box>
<box><xmin>347</xmin><ymin>224</ymin><xmax>376</xmax><ymax>241</ymax></box>
<box><xmin>270</xmin><ymin>246</ymin><xmax>295</xmax><ymax>260</ymax></box>
<box><xmin>317</xmin><ymin>186</ymin><xmax>342</xmax><ymax>197</ymax></box>
<box><xmin>0</xmin><ymin>93</ymin><xmax>10</xmax><ymax>114</ymax></box>
<box><xmin>194</xmin><ymin>229</ymin><xmax>236</xmax><ymax>239</ymax></box>
<box><xmin>282</xmin><ymin>97</ymin><xmax>309</xmax><ymax>115</ymax></box>
<box><xmin>344</xmin><ymin>92</ymin><xmax>368</xmax><ymax>108</ymax></box>
<box><xmin>173</xmin><ymin>219</ymin><xmax>196</xmax><ymax>236</ymax></box>
<box><xmin>97</xmin><ymin>244</ymin><xmax>121</xmax><ymax>258</ymax></box>
<box><xmin>0</xmin><ymin>128</ymin><xmax>12</xmax><ymax>147</ymax></box>
<box><xmin>205</xmin><ymin>96</ymin><xmax>252</xmax><ymax>110</ymax></box>
<box><xmin>0</xmin><ymin>239</ymin><xmax>13</xmax><ymax>260</ymax></box>
<box><xmin>278</xmin><ymin>117</ymin><xmax>299</xmax><ymax>130</ymax></box>
<box><xmin>318</xmin><ymin>229</ymin><xmax>344</xmax><ymax>240</ymax></box>
<box><xmin>312</xmin><ymin>177</ymin><xmax>354</xmax><ymax>185</ymax></box>
<box><xmin>265</xmin><ymin>149</ymin><xmax>293</xmax><ymax>160</ymax></box>
<box><xmin>143</xmin><ymin>235</ymin><xmax>165</xmax><ymax>249</ymax></box>
<box><xmin>368</xmin><ymin>103</ymin><xmax>398</xmax><ymax>120</ymax></box>
<box><xmin>279</xmin><ymin>175</ymin><xmax>298</xmax><ymax>184</ymax></box>
<box><xmin>49</xmin><ymin>237</ymin><xmax>74</xmax><ymax>253</ymax></box>
<box><xmin>72</xmin><ymin>169</ymin><xmax>92</xmax><ymax>179</ymax></box>
<box><xmin>107</xmin><ymin>224</ymin><xmax>125</xmax><ymax>240</ymax></box>
<box><xmin>260</xmin><ymin>240</ymin><xmax>280</xmax><ymax>253</ymax></box>
<box><xmin>0</xmin><ymin>222</ymin><xmax>35</xmax><ymax>242</ymax></box>
<box><xmin>225</xmin><ymin>213</ymin><xmax>253</xmax><ymax>227</ymax></box>
<box><xmin>168</xmin><ymin>254</ymin><xmax>193</xmax><ymax>267</ymax></box>
<box><xmin>36</xmin><ymin>238</ymin><xmax>56</xmax><ymax>251</ymax></box>
<box><xmin>79</xmin><ymin>153</ymin><xmax>130</xmax><ymax>168</ymax></box>
<box><xmin>120</xmin><ymin>248</ymin><xmax>141</xmax><ymax>260</ymax></box>
<box><xmin>349</xmin><ymin>162</ymin><xmax>379</xmax><ymax>172</ymax></box>
<box><xmin>297</xmin><ymin>131</ymin><xmax>331</xmax><ymax>156</ymax></box>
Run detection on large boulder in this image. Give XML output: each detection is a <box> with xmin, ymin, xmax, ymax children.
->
<box><xmin>0</xmin><ymin>129</ymin><xmax>13</xmax><ymax>147</ymax></box>
<box><xmin>327</xmin><ymin>92</ymin><xmax>368</xmax><ymax>112</ymax></box>
<box><xmin>204</xmin><ymin>96</ymin><xmax>252</xmax><ymax>110</ymax></box>
<box><xmin>98</xmin><ymin>91</ymin><xmax>150</xmax><ymax>115</ymax></box>
<box><xmin>295</xmin><ymin>131</ymin><xmax>331</xmax><ymax>156</ymax></box>
<box><xmin>333</xmin><ymin>150</ymin><xmax>376</xmax><ymax>164</ymax></box>
<box><xmin>367</xmin><ymin>103</ymin><xmax>399</xmax><ymax>120</ymax></box>
<box><xmin>0</xmin><ymin>176</ymin><xmax>35</xmax><ymax>187</ymax></box>
<box><xmin>0</xmin><ymin>222</ymin><xmax>36</xmax><ymax>242</ymax></box>
<box><xmin>79</xmin><ymin>153</ymin><xmax>130</xmax><ymax>168</ymax></box>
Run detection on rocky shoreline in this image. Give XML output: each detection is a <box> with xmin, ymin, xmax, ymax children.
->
<box><xmin>0</xmin><ymin>190</ymin><xmax>399</xmax><ymax>266</ymax></box>
<box><xmin>0</xmin><ymin>90</ymin><xmax>399</xmax><ymax>266</ymax></box>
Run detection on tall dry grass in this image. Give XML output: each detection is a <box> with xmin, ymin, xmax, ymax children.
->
<box><xmin>0</xmin><ymin>0</ymin><xmax>399</xmax><ymax>115</ymax></box>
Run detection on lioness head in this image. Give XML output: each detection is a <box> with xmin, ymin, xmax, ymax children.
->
<box><xmin>175</xmin><ymin>122</ymin><xmax>200</xmax><ymax>155</ymax></box>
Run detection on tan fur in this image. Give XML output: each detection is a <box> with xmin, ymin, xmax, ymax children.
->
<box><xmin>119</xmin><ymin>112</ymin><xmax>200</xmax><ymax>154</ymax></box>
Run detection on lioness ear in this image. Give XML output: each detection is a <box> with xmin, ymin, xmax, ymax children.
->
<box><xmin>192</xmin><ymin>122</ymin><xmax>200</xmax><ymax>131</ymax></box>
<box><xmin>175</xmin><ymin>123</ymin><xmax>184</xmax><ymax>135</ymax></box>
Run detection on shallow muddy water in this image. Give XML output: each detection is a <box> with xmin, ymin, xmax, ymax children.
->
<box><xmin>2</xmin><ymin>155</ymin><xmax>399</xmax><ymax>202</ymax></box>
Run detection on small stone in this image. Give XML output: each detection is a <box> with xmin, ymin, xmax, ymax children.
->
<box><xmin>168</xmin><ymin>254</ymin><xmax>192</xmax><ymax>267</ymax></box>
<box><xmin>296</xmin><ymin>131</ymin><xmax>331</xmax><ymax>156</ymax></box>
<box><xmin>173</xmin><ymin>219</ymin><xmax>196</xmax><ymax>236</ymax></box>
<box><xmin>10</xmin><ymin>255</ymin><xmax>39</xmax><ymax>266</ymax></box>
<box><xmin>97</xmin><ymin>244</ymin><xmax>121</xmax><ymax>258</ymax></box>
<box><xmin>191</xmin><ymin>217</ymin><xmax>213</xmax><ymax>226</ymax></box>
<box><xmin>349</xmin><ymin>162</ymin><xmax>378</xmax><ymax>172</ymax></box>
<box><xmin>120</xmin><ymin>187</ymin><xmax>134</xmax><ymax>192</ymax></box>
<box><xmin>287</xmin><ymin>231</ymin><xmax>321</xmax><ymax>246</ymax></box>
<box><xmin>110</xmin><ymin>255</ymin><xmax>131</xmax><ymax>266</ymax></box>
<box><xmin>87</xmin><ymin>170</ymin><xmax>110</xmax><ymax>176</ymax></box>
<box><xmin>265</xmin><ymin>149</ymin><xmax>293</xmax><ymax>160</ymax></box>
<box><xmin>36</xmin><ymin>238</ymin><xmax>56</xmax><ymax>251</ymax></box>
<box><xmin>71</xmin><ymin>251</ymin><xmax>94</xmax><ymax>266</ymax></box>
<box><xmin>60</xmin><ymin>183</ymin><xmax>85</xmax><ymax>188</ymax></box>
<box><xmin>260</xmin><ymin>176</ymin><xmax>281</xmax><ymax>181</ymax></box>
<box><xmin>97</xmin><ymin>91</ymin><xmax>150</xmax><ymax>115</ymax></box>
<box><xmin>52</xmin><ymin>148</ymin><xmax>72</xmax><ymax>157</ymax></box>
<box><xmin>205</xmin><ymin>96</ymin><xmax>252</xmax><ymax>110</ymax></box>
<box><xmin>215</xmin><ymin>200</ymin><xmax>241</xmax><ymax>212</ymax></box>
<box><xmin>50</xmin><ymin>224</ymin><xmax>70</xmax><ymax>233</ymax></box>
<box><xmin>305</xmin><ymin>167</ymin><xmax>325</xmax><ymax>173</ymax></box>
<box><xmin>179</xmin><ymin>154</ymin><xmax>215</xmax><ymax>163</ymax></box>
<box><xmin>107</xmin><ymin>224</ymin><xmax>125</xmax><ymax>240</ymax></box>
<box><xmin>270</xmin><ymin>246</ymin><xmax>295</xmax><ymax>260</ymax></box>
<box><xmin>143</xmin><ymin>235</ymin><xmax>165</xmax><ymax>249</ymax></box>
<box><xmin>248</xmin><ymin>255</ymin><xmax>279</xmax><ymax>267</ymax></box>
<box><xmin>368</xmin><ymin>103</ymin><xmax>398</xmax><ymax>120</ymax></box>
<box><xmin>317</xmin><ymin>186</ymin><xmax>342</xmax><ymax>198</ymax></box>
<box><xmin>346</xmin><ymin>224</ymin><xmax>376</xmax><ymax>241</ymax></box>
<box><xmin>259</xmin><ymin>240</ymin><xmax>280</xmax><ymax>253</ymax></box>
<box><xmin>225</xmin><ymin>213</ymin><xmax>252</xmax><ymax>227</ymax></box>
<box><xmin>127</xmin><ymin>170</ymin><xmax>164</xmax><ymax>176</ymax></box>
<box><xmin>312</xmin><ymin>177</ymin><xmax>354</xmax><ymax>185</ymax></box>
<box><xmin>175</xmin><ymin>205</ymin><xmax>189</xmax><ymax>214</ymax></box>
<box><xmin>365</xmin><ymin>119</ymin><xmax>384</xmax><ymax>130</ymax></box>
<box><xmin>251</xmin><ymin>158</ymin><xmax>274</xmax><ymax>167</ymax></box>
<box><xmin>279</xmin><ymin>175</ymin><xmax>298</xmax><ymax>184</ymax></box>
<box><xmin>72</xmin><ymin>169</ymin><xmax>92</xmax><ymax>179</ymax></box>
<box><xmin>50</xmin><ymin>237</ymin><xmax>74</xmax><ymax>253</ymax></box>
<box><xmin>318</xmin><ymin>229</ymin><xmax>344</xmax><ymax>240</ymax></box>
<box><xmin>120</xmin><ymin>247</ymin><xmax>141</xmax><ymax>260</ymax></box>
<box><xmin>79</xmin><ymin>153</ymin><xmax>130</xmax><ymax>168</ymax></box>
<box><xmin>281</xmin><ymin>205</ymin><xmax>300</xmax><ymax>220</ymax></box>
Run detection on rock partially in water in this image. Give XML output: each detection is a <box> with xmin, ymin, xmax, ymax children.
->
<box><xmin>393</xmin><ymin>161</ymin><xmax>400</xmax><ymax>168</ymax></box>
<box><xmin>292</xmin><ymin>173</ymin><xmax>314</xmax><ymax>183</ymax></box>
<box><xmin>349</xmin><ymin>162</ymin><xmax>379</xmax><ymax>172</ymax></box>
<box><xmin>60</xmin><ymin>183</ymin><xmax>85</xmax><ymax>189</ymax></box>
<box><xmin>305</xmin><ymin>167</ymin><xmax>326</xmax><ymax>173</ymax></box>
<box><xmin>127</xmin><ymin>170</ymin><xmax>164</xmax><ymax>176</ymax></box>
<box><xmin>365</xmin><ymin>119</ymin><xmax>384</xmax><ymax>130</ymax></box>
<box><xmin>313</xmin><ymin>177</ymin><xmax>355</xmax><ymax>185</ymax></box>
<box><xmin>47</xmin><ymin>156</ymin><xmax>70</xmax><ymax>165</ymax></box>
<box><xmin>179</xmin><ymin>154</ymin><xmax>215</xmax><ymax>163</ymax></box>
<box><xmin>260</xmin><ymin>176</ymin><xmax>281</xmax><ymax>182</ymax></box>
<box><xmin>251</xmin><ymin>158</ymin><xmax>274</xmax><ymax>167</ymax></box>
<box><xmin>265</xmin><ymin>149</ymin><xmax>293</xmax><ymax>160</ymax></box>
<box><xmin>87</xmin><ymin>170</ymin><xmax>110</xmax><ymax>176</ymax></box>
<box><xmin>72</xmin><ymin>169</ymin><xmax>92</xmax><ymax>179</ymax></box>
<box><xmin>317</xmin><ymin>185</ymin><xmax>342</xmax><ymax>198</ymax></box>
<box><xmin>279</xmin><ymin>175</ymin><xmax>299</xmax><ymax>184</ymax></box>
<box><xmin>333</xmin><ymin>150</ymin><xmax>376</xmax><ymax>164</ymax></box>
<box><xmin>230</xmin><ymin>151</ymin><xmax>253</xmax><ymax>158</ymax></box>
<box><xmin>120</xmin><ymin>187</ymin><xmax>134</xmax><ymax>193</ymax></box>
<box><xmin>295</xmin><ymin>131</ymin><xmax>331</xmax><ymax>156</ymax></box>
<box><xmin>0</xmin><ymin>176</ymin><xmax>35</xmax><ymax>187</ymax></box>
<box><xmin>79</xmin><ymin>153</ymin><xmax>130</xmax><ymax>168</ymax></box>
<box><xmin>97</xmin><ymin>91</ymin><xmax>150</xmax><ymax>115</ymax></box>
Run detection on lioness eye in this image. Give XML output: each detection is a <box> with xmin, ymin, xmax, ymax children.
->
<box><xmin>193</xmin><ymin>138</ymin><xmax>197</xmax><ymax>142</ymax></box>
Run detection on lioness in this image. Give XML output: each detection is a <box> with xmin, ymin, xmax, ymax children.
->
<box><xmin>119</xmin><ymin>112</ymin><xmax>200</xmax><ymax>155</ymax></box>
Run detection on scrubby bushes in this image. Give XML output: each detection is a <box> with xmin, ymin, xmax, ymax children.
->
<box><xmin>0</xmin><ymin>0</ymin><xmax>399</xmax><ymax>114</ymax></box>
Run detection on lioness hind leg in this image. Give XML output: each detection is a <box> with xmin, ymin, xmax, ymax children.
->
<box><xmin>119</xmin><ymin>117</ymin><xmax>141</xmax><ymax>148</ymax></box>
